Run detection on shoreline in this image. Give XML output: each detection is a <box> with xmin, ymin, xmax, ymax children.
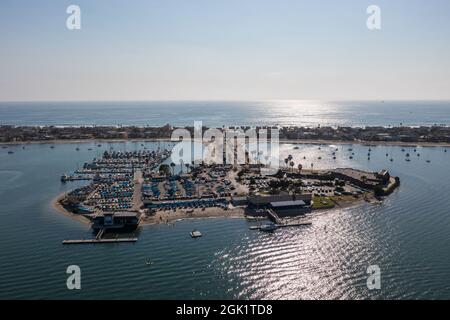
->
<box><xmin>140</xmin><ymin>207</ymin><xmax>246</xmax><ymax>225</ymax></box>
<box><xmin>51</xmin><ymin>191</ymin><xmax>373</xmax><ymax>228</ymax></box>
<box><xmin>51</xmin><ymin>193</ymin><xmax>91</xmax><ymax>226</ymax></box>
<box><xmin>2</xmin><ymin>138</ymin><xmax>450</xmax><ymax>147</ymax></box>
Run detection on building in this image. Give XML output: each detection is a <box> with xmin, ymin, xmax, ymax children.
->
<box><xmin>231</xmin><ymin>196</ymin><xmax>248</xmax><ymax>207</ymax></box>
<box><xmin>92</xmin><ymin>212</ymin><xmax>140</xmax><ymax>230</ymax></box>
<box><xmin>246</xmin><ymin>193</ymin><xmax>312</xmax><ymax>217</ymax></box>
<box><xmin>269</xmin><ymin>199</ymin><xmax>311</xmax><ymax>217</ymax></box>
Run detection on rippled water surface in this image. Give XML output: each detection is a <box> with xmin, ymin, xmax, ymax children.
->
<box><xmin>0</xmin><ymin>141</ymin><xmax>449</xmax><ymax>299</ymax></box>
<box><xmin>0</xmin><ymin>100</ymin><xmax>449</xmax><ymax>127</ymax></box>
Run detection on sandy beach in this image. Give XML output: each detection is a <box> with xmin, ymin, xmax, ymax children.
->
<box><xmin>51</xmin><ymin>191</ymin><xmax>373</xmax><ymax>228</ymax></box>
<box><xmin>140</xmin><ymin>207</ymin><xmax>246</xmax><ymax>225</ymax></box>
<box><xmin>51</xmin><ymin>191</ymin><xmax>248</xmax><ymax>226</ymax></box>
<box><xmin>51</xmin><ymin>193</ymin><xmax>91</xmax><ymax>225</ymax></box>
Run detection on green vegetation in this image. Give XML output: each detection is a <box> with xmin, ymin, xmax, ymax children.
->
<box><xmin>373</xmin><ymin>185</ymin><xmax>384</xmax><ymax>197</ymax></box>
<box><xmin>312</xmin><ymin>196</ymin><xmax>335</xmax><ymax>210</ymax></box>
<box><xmin>159</xmin><ymin>164</ymin><xmax>171</xmax><ymax>176</ymax></box>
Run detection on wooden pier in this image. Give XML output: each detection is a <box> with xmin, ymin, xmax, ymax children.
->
<box><xmin>267</xmin><ymin>209</ymin><xmax>282</xmax><ymax>224</ymax></box>
<box><xmin>62</xmin><ymin>238</ymin><xmax>138</xmax><ymax>245</ymax></box>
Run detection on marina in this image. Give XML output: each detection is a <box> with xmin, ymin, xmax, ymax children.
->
<box><xmin>53</xmin><ymin>138</ymin><xmax>400</xmax><ymax>245</ymax></box>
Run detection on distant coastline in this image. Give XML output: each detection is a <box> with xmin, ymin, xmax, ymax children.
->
<box><xmin>2</xmin><ymin>138</ymin><xmax>450</xmax><ymax>148</ymax></box>
<box><xmin>1</xmin><ymin>124</ymin><xmax>450</xmax><ymax>146</ymax></box>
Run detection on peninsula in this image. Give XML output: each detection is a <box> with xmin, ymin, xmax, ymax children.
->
<box><xmin>54</xmin><ymin>145</ymin><xmax>400</xmax><ymax>235</ymax></box>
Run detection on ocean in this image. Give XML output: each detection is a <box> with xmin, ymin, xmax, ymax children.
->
<box><xmin>0</xmin><ymin>100</ymin><xmax>450</xmax><ymax>127</ymax></box>
<box><xmin>0</xmin><ymin>140</ymin><xmax>449</xmax><ymax>299</ymax></box>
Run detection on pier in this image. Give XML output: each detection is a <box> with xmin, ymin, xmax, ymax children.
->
<box><xmin>62</xmin><ymin>238</ymin><xmax>138</xmax><ymax>245</ymax></box>
<box><xmin>267</xmin><ymin>209</ymin><xmax>282</xmax><ymax>224</ymax></box>
<box><xmin>249</xmin><ymin>222</ymin><xmax>312</xmax><ymax>231</ymax></box>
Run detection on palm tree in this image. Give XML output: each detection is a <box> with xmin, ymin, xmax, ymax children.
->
<box><xmin>298</xmin><ymin>164</ymin><xmax>303</xmax><ymax>173</ymax></box>
<box><xmin>170</xmin><ymin>162</ymin><xmax>176</xmax><ymax>176</ymax></box>
<box><xmin>311</xmin><ymin>163</ymin><xmax>314</xmax><ymax>172</ymax></box>
<box><xmin>284</xmin><ymin>158</ymin><xmax>289</xmax><ymax>169</ymax></box>
<box><xmin>289</xmin><ymin>161</ymin><xmax>295</xmax><ymax>171</ymax></box>
<box><xmin>185</xmin><ymin>163</ymin><xmax>190</xmax><ymax>173</ymax></box>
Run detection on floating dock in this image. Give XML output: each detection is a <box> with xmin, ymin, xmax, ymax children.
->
<box><xmin>62</xmin><ymin>238</ymin><xmax>138</xmax><ymax>245</ymax></box>
<box><xmin>249</xmin><ymin>222</ymin><xmax>312</xmax><ymax>231</ymax></box>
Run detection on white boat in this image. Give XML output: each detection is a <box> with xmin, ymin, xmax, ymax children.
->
<box><xmin>190</xmin><ymin>230</ymin><xmax>202</xmax><ymax>238</ymax></box>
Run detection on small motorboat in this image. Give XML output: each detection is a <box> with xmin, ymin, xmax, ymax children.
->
<box><xmin>61</xmin><ymin>174</ymin><xmax>69</xmax><ymax>182</ymax></box>
<box><xmin>190</xmin><ymin>230</ymin><xmax>202</xmax><ymax>238</ymax></box>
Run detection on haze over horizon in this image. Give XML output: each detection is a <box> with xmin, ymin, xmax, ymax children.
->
<box><xmin>1</xmin><ymin>0</ymin><xmax>450</xmax><ymax>102</ymax></box>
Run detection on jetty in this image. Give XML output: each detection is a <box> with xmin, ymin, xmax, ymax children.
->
<box><xmin>62</xmin><ymin>238</ymin><xmax>138</xmax><ymax>245</ymax></box>
<box><xmin>249</xmin><ymin>221</ymin><xmax>312</xmax><ymax>231</ymax></box>
<box><xmin>267</xmin><ymin>208</ymin><xmax>282</xmax><ymax>224</ymax></box>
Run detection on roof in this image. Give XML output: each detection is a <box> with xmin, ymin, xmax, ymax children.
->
<box><xmin>95</xmin><ymin>211</ymin><xmax>138</xmax><ymax>218</ymax></box>
<box><xmin>249</xmin><ymin>193</ymin><xmax>312</xmax><ymax>205</ymax></box>
<box><xmin>232</xmin><ymin>196</ymin><xmax>248</xmax><ymax>201</ymax></box>
<box><xmin>270</xmin><ymin>200</ymin><xmax>306</xmax><ymax>208</ymax></box>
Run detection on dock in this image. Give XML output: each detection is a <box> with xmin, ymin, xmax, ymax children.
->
<box><xmin>132</xmin><ymin>169</ymin><xmax>144</xmax><ymax>211</ymax></box>
<box><xmin>267</xmin><ymin>209</ymin><xmax>282</xmax><ymax>224</ymax></box>
<box><xmin>249</xmin><ymin>222</ymin><xmax>312</xmax><ymax>231</ymax></box>
<box><xmin>62</xmin><ymin>238</ymin><xmax>138</xmax><ymax>245</ymax></box>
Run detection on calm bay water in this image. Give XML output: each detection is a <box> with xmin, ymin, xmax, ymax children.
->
<box><xmin>0</xmin><ymin>141</ymin><xmax>449</xmax><ymax>299</ymax></box>
<box><xmin>0</xmin><ymin>100</ymin><xmax>450</xmax><ymax>127</ymax></box>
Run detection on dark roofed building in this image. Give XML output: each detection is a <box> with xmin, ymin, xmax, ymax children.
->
<box><xmin>92</xmin><ymin>211</ymin><xmax>140</xmax><ymax>230</ymax></box>
<box><xmin>246</xmin><ymin>193</ymin><xmax>312</xmax><ymax>217</ymax></box>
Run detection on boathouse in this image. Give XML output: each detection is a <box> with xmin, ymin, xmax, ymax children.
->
<box><xmin>92</xmin><ymin>211</ymin><xmax>140</xmax><ymax>230</ymax></box>
<box><xmin>246</xmin><ymin>193</ymin><xmax>312</xmax><ymax>217</ymax></box>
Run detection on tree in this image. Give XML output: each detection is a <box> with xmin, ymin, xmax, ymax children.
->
<box><xmin>159</xmin><ymin>164</ymin><xmax>170</xmax><ymax>176</ymax></box>
<box><xmin>298</xmin><ymin>164</ymin><xmax>303</xmax><ymax>173</ymax></box>
<box><xmin>170</xmin><ymin>162</ymin><xmax>176</xmax><ymax>176</ymax></box>
<box><xmin>373</xmin><ymin>185</ymin><xmax>384</xmax><ymax>197</ymax></box>
<box><xmin>289</xmin><ymin>161</ymin><xmax>295</xmax><ymax>171</ymax></box>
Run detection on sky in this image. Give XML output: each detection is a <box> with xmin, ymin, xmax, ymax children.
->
<box><xmin>0</xmin><ymin>0</ymin><xmax>449</xmax><ymax>101</ymax></box>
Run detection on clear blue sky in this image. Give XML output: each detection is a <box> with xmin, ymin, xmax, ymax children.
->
<box><xmin>0</xmin><ymin>0</ymin><xmax>449</xmax><ymax>101</ymax></box>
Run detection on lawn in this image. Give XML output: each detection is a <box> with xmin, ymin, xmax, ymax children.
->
<box><xmin>312</xmin><ymin>196</ymin><xmax>336</xmax><ymax>210</ymax></box>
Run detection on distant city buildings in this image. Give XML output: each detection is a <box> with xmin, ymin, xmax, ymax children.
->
<box><xmin>0</xmin><ymin>124</ymin><xmax>449</xmax><ymax>143</ymax></box>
